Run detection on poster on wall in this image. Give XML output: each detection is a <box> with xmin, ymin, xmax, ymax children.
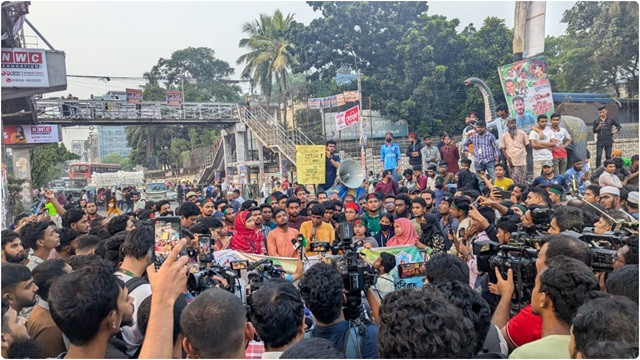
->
<box><xmin>2</xmin><ymin>124</ymin><xmax>60</xmax><ymax>144</ymax></box>
<box><xmin>1</xmin><ymin>48</ymin><xmax>49</xmax><ymax>88</ymax></box>
<box><xmin>498</xmin><ymin>55</ymin><xmax>554</xmax><ymax>132</ymax></box>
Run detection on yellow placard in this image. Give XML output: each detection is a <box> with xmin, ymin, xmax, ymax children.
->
<box><xmin>296</xmin><ymin>145</ymin><xmax>326</xmax><ymax>185</ymax></box>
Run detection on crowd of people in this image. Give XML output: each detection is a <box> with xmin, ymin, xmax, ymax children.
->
<box><xmin>1</xmin><ymin>104</ymin><xmax>638</xmax><ymax>359</ymax></box>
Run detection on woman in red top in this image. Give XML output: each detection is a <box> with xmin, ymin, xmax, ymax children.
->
<box><xmin>230</xmin><ymin>210</ymin><xmax>265</xmax><ymax>254</ymax></box>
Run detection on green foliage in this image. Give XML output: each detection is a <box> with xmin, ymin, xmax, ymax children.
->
<box><xmin>128</xmin><ymin>47</ymin><xmax>237</xmax><ymax>170</ymax></box>
<box><xmin>6</xmin><ymin>175</ymin><xmax>28</xmax><ymax>220</ymax></box>
<box><xmin>546</xmin><ymin>2</ymin><xmax>638</xmax><ymax>97</ymax></box>
<box><xmin>237</xmin><ymin>10</ymin><xmax>298</xmax><ymax>99</ymax></box>
<box><xmin>295</xmin><ymin>3</ymin><xmax>513</xmax><ymax>136</ymax></box>
<box><xmin>100</xmin><ymin>152</ymin><xmax>133</xmax><ymax>171</ymax></box>
<box><xmin>29</xmin><ymin>143</ymin><xmax>80</xmax><ymax>189</ymax></box>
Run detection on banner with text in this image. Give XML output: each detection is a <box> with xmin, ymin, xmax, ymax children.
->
<box><xmin>1</xmin><ymin>48</ymin><xmax>49</xmax><ymax>88</ymax></box>
<box><xmin>308</xmin><ymin>91</ymin><xmax>360</xmax><ymax>109</ymax></box>
<box><xmin>2</xmin><ymin>124</ymin><xmax>60</xmax><ymax>144</ymax></box>
<box><xmin>295</xmin><ymin>145</ymin><xmax>326</xmax><ymax>185</ymax></box>
<box><xmin>166</xmin><ymin>91</ymin><xmax>182</xmax><ymax>106</ymax></box>
<box><xmin>335</xmin><ymin>105</ymin><xmax>360</xmax><ymax>131</ymax></box>
<box><xmin>211</xmin><ymin>245</ymin><xmax>425</xmax><ymax>289</ymax></box>
<box><xmin>498</xmin><ymin>55</ymin><xmax>554</xmax><ymax>132</ymax></box>
<box><xmin>126</xmin><ymin>88</ymin><xmax>143</xmax><ymax>104</ymax></box>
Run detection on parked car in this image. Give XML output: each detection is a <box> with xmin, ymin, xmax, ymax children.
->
<box><xmin>145</xmin><ymin>182</ymin><xmax>168</xmax><ymax>202</ymax></box>
<box><xmin>166</xmin><ymin>189</ymin><xmax>178</xmax><ymax>201</ymax></box>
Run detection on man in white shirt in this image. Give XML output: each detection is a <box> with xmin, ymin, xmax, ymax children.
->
<box><xmin>598</xmin><ymin>159</ymin><xmax>623</xmax><ymax>188</ymax></box>
<box><xmin>549</xmin><ymin>114</ymin><xmax>572</xmax><ymax>175</ymax></box>
<box><xmin>529</xmin><ymin>115</ymin><xmax>556</xmax><ymax>179</ymax></box>
<box><xmin>373</xmin><ymin>252</ymin><xmax>396</xmax><ymax>296</ymax></box>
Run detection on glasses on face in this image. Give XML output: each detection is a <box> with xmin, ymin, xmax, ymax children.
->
<box><xmin>385</xmin><ymin>201</ymin><xmax>394</xmax><ymax>205</ymax></box>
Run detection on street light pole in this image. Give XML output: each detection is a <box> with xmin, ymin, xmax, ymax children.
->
<box><xmin>346</xmin><ymin>44</ymin><xmax>367</xmax><ymax>175</ymax></box>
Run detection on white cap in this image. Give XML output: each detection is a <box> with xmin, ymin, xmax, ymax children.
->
<box><xmin>600</xmin><ymin>186</ymin><xmax>620</xmax><ymax>197</ymax></box>
<box><xmin>628</xmin><ymin>191</ymin><xmax>639</xmax><ymax>205</ymax></box>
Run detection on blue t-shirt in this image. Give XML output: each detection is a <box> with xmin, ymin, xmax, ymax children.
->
<box><xmin>311</xmin><ymin>320</ymin><xmax>379</xmax><ymax>359</ymax></box>
<box><xmin>532</xmin><ymin>174</ymin><xmax>567</xmax><ymax>190</ymax></box>
<box><xmin>380</xmin><ymin>143</ymin><xmax>401</xmax><ymax>170</ymax></box>
<box><xmin>323</xmin><ymin>154</ymin><xmax>340</xmax><ymax>188</ymax></box>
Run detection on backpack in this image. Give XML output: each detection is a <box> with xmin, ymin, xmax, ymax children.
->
<box><xmin>306</xmin><ymin>320</ymin><xmax>365</xmax><ymax>359</ymax></box>
<box><xmin>124</xmin><ymin>277</ymin><xmax>148</xmax><ymax>294</ymax></box>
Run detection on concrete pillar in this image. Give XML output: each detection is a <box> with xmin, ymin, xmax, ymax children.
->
<box><xmin>11</xmin><ymin>148</ymin><xmax>33</xmax><ymax>210</ymax></box>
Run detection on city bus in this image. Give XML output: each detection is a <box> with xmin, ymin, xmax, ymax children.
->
<box><xmin>68</xmin><ymin>162</ymin><xmax>122</xmax><ymax>188</ymax></box>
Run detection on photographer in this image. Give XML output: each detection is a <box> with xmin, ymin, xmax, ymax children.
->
<box><xmin>491</xmin><ymin>235</ymin><xmax>591</xmax><ymax>351</ymax></box>
<box><xmin>547</xmin><ymin>206</ymin><xmax>584</xmax><ymax>235</ymax></box>
<box><xmin>298</xmin><ymin>263</ymin><xmax>379</xmax><ymax>359</ymax></box>
<box><xmin>248</xmin><ymin>280</ymin><xmax>305</xmax><ymax>357</ymax></box>
<box><xmin>371</xmin><ymin>252</ymin><xmax>396</xmax><ymax>296</ymax></box>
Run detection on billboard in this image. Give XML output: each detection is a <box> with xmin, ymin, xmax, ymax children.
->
<box><xmin>498</xmin><ymin>55</ymin><xmax>554</xmax><ymax>132</ymax></box>
<box><xmin>1</xmin><ymin>48</ymin><xmax>50</xmax><ymax>88</ymax></box>
<box><xmin>335</xmin><ymin>105</ymin><xmax>360</xmax><ymax>131</ymax></box>
<box><xmin>126</xmin><ymin>88</ymin><xmax>143</xmax><ymax>104</ymax></box>
<box><xmin>166</xmin><ymin>91</ymin><xmax>182</xmax><ymax>106</ymax></box>
<box><xmin>2</xmin><ymin>124</ymin><xmax>60</xmax><ymax>144</ymax></box>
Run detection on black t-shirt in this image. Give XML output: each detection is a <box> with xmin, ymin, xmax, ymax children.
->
<box><xmin>311</xmin><ymin>320</ymin><xmax>379</xmax><ymax>359</ymax></box>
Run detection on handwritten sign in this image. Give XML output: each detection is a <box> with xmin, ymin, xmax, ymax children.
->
<box><xmin>296</xmin><ymin>145</ymin><xmax>326</xmax><ymax>185</ymax></box>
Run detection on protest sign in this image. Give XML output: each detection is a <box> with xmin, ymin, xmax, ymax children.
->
<box><xmin>295</xmin><ymin>145</ymin><xmax>326</xmax><ymax>185</ymax></box>
<box><xmin>498</xmin><ymin>55</ymin><xmax>554</xmax><ymax>132</ymax></box>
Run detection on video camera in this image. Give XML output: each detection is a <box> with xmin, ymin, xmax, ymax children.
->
<box><xmin>246</xmin><ymin>259</ymin><xmax>285</xmax><ymax>293</ymax></box>
<box><xmin>473</xmin><ymin>238</ymin><xmax>538</xmax><ymax>304</ymax></box>
<box><xmin>580</xmin><ymin>228</ymin><xmax>632</xmax><ymax>274</ymax></box>
<box><xmin>310</xmin><ymin>223</ymin><xmax>377</xmax><ymax>321</ymax></box>
<box><xmin>187</xmin><ymin>265</ymin><xmax>238</xmax><ymax>295</ymax></box>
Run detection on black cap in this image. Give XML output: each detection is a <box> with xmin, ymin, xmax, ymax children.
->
<box><xmin>597</xmin><ymin>105</ymin><xmax>606</xmax><ymax>111</ymax></box>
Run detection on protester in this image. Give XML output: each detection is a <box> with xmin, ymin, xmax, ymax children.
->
<box><xmin>592</xmin><ymin>105</ymin><xmax>621</xmax><ymax>167</ymax></box>
<box><xmin>28</xmin><ymin>259</ymin><xmax>71</xmax><ymax>358</ymax></box>
<box><xmin>1</xmin><ymin>230</ymin><xmax>28</xmax><ymax>264</ymax></box>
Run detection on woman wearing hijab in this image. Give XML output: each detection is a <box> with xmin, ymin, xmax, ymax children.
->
<box><xmin>419</xmin><ymin>214</ymin><xmax>446</xmax><ymax>254</ymax></box>
<box><xmin>387</xmin><ymin>218</ymin><xmax>425</xmax><ymax>249</ymax></box>
<box><xmin>230</xmin><ymin>210</ymin><xmax>265</xmax><ymax>254</ymax></box>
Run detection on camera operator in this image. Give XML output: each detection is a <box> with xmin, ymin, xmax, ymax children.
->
<box><xmin>298</xmin><ymin>263</ymin><xmax>379</xmax><ymax>359</ymax></box>
<box><xmin>491</xmin><ymin>235</ymin><xmax>591</xmax><ymax>351</ymax></box>
<box><xmin>248</xmin><ymin>280</ymin><xmax>305</xmax><ymax>358</ymax></box>
<box><xmin>592</xmin><ymin>209</ymin><xmax>629</xmax><ymax>234</ymax></box>
<box><xmin>547</xmin><ymin>206</ymin><xmax>584</xmax><ymax>236</ymax></box>
<box><xmin>525</xmin><ymin>187</ymin><xmax>551</xmax><ymax>207</ymax></box>
<box><xmin>508</xmin><ymin>256</ymin><xmax>598</xmax><ymax>358</ymax></box>
<box><xmin>613</xmin><ymin>237</ymin><xmax>638</xmax><ymax>270</ymax></box>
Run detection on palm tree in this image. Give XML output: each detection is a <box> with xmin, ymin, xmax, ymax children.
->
<box><xmin>237</xmin><ymin>10</ymin><xmax>296</xmax><ymax>127</ymax></box>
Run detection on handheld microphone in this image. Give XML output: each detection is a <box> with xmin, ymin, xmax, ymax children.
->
<box><xmin>291</xmin><ymin>238</ymin><xmax>301</xmax><ymax>251</ymax></box>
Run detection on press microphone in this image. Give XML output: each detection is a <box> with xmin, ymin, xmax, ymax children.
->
<box><xmin>291</xmin><ymin>238</ymin><xmax>301</xmax><ymax>251</ymax></box>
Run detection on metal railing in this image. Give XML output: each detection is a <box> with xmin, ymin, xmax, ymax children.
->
<box><xmin>239</xmin><ymin>105</ymin><xmax>316</xmax><ymax>164</ymax></box>
<box><xmin>35</xmin><ymin>99</ymin><xmax>239</xmax><ymax>121</ymax></box>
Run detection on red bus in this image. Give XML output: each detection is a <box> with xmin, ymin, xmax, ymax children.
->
<box><xmin>68</xmin><ymin>162</ymin><xmax>122</xmax><ymax>187</ymax></box>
